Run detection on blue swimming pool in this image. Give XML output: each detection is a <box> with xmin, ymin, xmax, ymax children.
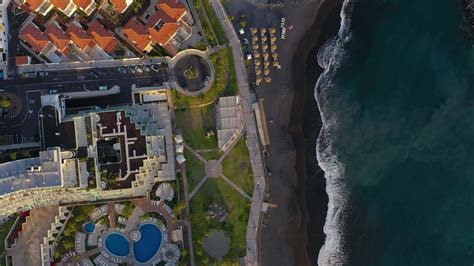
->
<box><xmin>133</xmin><ymin>223</ymin><xmax>163</xmax><ymax>263</ymax></box>
<box><xmin>104</xmin><ymin>233</ymin><xmax>130</xmax><ymax>257</ymax></box>
<box><xmin>84</xmin><ymin>222</ymin><xmax>95</xmax><ymax>233</ymax></box>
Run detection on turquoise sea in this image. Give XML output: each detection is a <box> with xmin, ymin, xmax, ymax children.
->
<box><xmin>316</xmin><ymin>0</ymin><xmax>474</xmax><ymax>265</ymax></box>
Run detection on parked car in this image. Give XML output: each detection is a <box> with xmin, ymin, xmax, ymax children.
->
<box><xmin>38</xmin><ymin>71</ymin><xmax>48</xmax><ymax>77</ymax></box>
<box><xmin>48</xmin><ymin>89</ymin><xmax>58</xmax><ymax>94</ymax></box>
<box><xmin>143</xmin><ymin>65</ymin><xmax>151</xmax><ymax>72</ymax></box>
<box><xmin>117</xmin><ymin>67</ymin><xmax>127</xmax><ymax>74</ymax></box>
<box><xmin>127</xmin><ymin>67</ymin><xmax>136</xmax><ymax>74</ymax></box>
<box><xmin>151</xmin><ymin>64</ymin><xmax>160</xmax><ymax>72</ymax></box>
<box><xmin>135</xmin><ymin>66</ymin><xmax>143</xmax><ymax>73</ymax></box>
<box><xmin>90</xmin><ymin>72</ymin><xmax>99</xmax><ymax>79</ymax></box>
<box><xmin>77</xmin><ymin>75</ymin><xmax>85</xmax><ymax>80</ymax></box>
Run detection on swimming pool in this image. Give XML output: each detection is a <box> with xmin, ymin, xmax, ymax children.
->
<box><xmin>133</xmin><ymin>223</ymin><xmax>163</xmax><ymax>263</ymax></box>
<box><xmin>104</xmin><ymin>232</ymin><xmax>130</xmax><ymax>257</ymax></box>
<box><xmin>84</xmin><ymin>222</ymin><xmax>95</xmax><ymax>233</ymax></box>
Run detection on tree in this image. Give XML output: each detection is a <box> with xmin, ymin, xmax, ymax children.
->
<box><xmin>9</xmin><ymin>153</ymin><xmax>17</xmax><ymax>160</ymax></box>
<box><xmin>0</xmin><ymin>97</ymin><xmax>11</xmax><ymax>108</ymax></box>
<box><xmin>173</xmin><ymin>201</ymin><xmax>186</xmax><ymax>215</ymax></box>
<box><xmin>240</xmin><ymin>20</ymin><xmax>248</xmax><ymax>28</ymax></box>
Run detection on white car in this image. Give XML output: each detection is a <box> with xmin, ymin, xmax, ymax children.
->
<box><xmin>135</xmin><ymin>66</ymin><xmax>143</xmax><ymax>73</ymax></box>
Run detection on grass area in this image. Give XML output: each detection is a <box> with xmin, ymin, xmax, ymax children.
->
<box><xmin>172</xmin><ymin>48</ymin><xmax>238</xmax><ymax>107</ymax></box>
<box><xmin>222</xmin><ymin>138</ymin><xmax>254</xmax><ymax>195</ymax></box>
<box><xmin>190</xmin><ymin>178</ymin><xmax>250</xmax><ymax>264</ymax></box>
<box><xmin>174</xmin><ymin>105</ymin><xmax>217</xmax><ymax>149</ymax></box>
<box><xmin>201</xmin><ymin>0</ymin><xmax>229</xmax><ymax>45</ymax></box>
<box><xmin>0</xmin><ymin>215</ymin><xmax>17</xmax><ymax>265</ymax></box>
<box><xmin>184</xmin><ymin>150</ymin><xmax>206</xmax><ymax>192</ymax></box>
<box><xmin>199</xmin><ymin>150</ymin><xmax>222</xmax><ymax>161</ymax></box>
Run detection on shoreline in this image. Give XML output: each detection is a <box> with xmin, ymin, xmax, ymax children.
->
<box><xmin>258</xmin><ymin>0</ymin><xmax>343</xmax><ymax>264</ymax></box>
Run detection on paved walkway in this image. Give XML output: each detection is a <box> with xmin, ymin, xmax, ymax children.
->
<box><xmin>181</xmin><ymin>164</ymin><xmax>196</xmax><ymax>266</ymax></box>
<box><xmin>209</xmin><ymin>0</ymin><xmax>267</xmax><ymax>264</ymax></box>
<box><xmin>107</xmin><ymin>203</ymin><xmax>117</xmax><ymax>229</ymax></box>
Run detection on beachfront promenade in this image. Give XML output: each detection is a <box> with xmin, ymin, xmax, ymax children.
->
<box><xmin>209</xmin><ymin>0</ymin><xmax>267</xmax><ymax>265</ymax></box>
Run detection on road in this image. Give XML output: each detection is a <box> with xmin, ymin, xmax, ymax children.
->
<box><xmin>209</xmin><ymin>0</ymin><xmax>267</xmax><ymax>265</ymax></box>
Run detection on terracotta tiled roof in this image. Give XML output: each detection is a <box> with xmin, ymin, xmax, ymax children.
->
<box><xmin>67</xmin><ymin>24</ymin><xmax>95</xmax><ymax>50</ymax></box>
<box><xmin>44</xmin><ymin>23</ymin><xmax>71</xmax><ymax>52</ymax></box>
<box><xmin>20</xmin><ymin>24</ymin><xmax>51</xmax><ymax>53</ymax></box>
<box><xmin>122</xmin><ymin>19</ymin><xmax>153</xmax><ymax>51</ymax></box>
<box><xmin>15</xmin><ymin>56</ymin><xmax>30</xmax><ymax>65</ymax></box>
<box><xmin>73</xmin><ymin>0</ymin><xmax>94</xmax><ymax>10</ymax></box>
<box><xmin>87</xmin><ymin>20</ymin><xmax>118</xmax><ymax>53</ymax></box>
<box><xmin>156</xmin><ymin>0</ymin><xmax>186</xmax><ymax>21</ymax></box>
<box><xmin>24</xmin><ymin>0</ymin><xmax>44</xmax><ymax>11</ymax></box>
<box><xmin>150</xmin><ymin>22</ymin><xmax>179</xmax><ymax>45</ymax></box>
<box><xmin>109</xmin><ymin>0</ymin><xmax>130</xmax><ymax>13</ymax></box>
<box><xmin>50</xmin><ymin>0</ymin><xmax>71</xmax><ymax>11</ymax></box>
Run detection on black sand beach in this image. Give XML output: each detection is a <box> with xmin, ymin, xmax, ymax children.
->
<box><xmin>221</xmin><ymin>0</ymin><xmax>343</xmax><ymax>264</ymax></box>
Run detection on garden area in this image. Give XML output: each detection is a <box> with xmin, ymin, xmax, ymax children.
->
<box><xmin>54</xmin><ymin>204</ymin><xmax>100</xmax><ymax>261</ymax></box>
<box><xmin>190</xmin><ymin>178</ymin><xmax>250</xmax><ymax>264</ymax></box>
<box><xmin>171</xmin><ymin>48</ymin><xmax>238</xmax><ymax>107</ymax></box>
<box><xmin>193</xmin><ymin>0</ymin><xmax>228</xmax><ymax>47</ymax></box>
<box><xmin>222</xmin><ymin>138</ymin><xmax>254</xmax><ymax>195</ymax></box>
<box><xmin>0</xmin><ymin>215</ymin><xmax>18</xmax><ymax>265</ymax></box>
<box><xmin>174</xmin><ymin>105</ymin><xmax>217</xmax><ymax>150</ymax></box>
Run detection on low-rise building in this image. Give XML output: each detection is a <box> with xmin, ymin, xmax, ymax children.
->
<box><xmin>51</xmin><ymin>0</ymin><xmax>77</xmax><ymax>17</ymax></box>
<box><xmin>20</xmin><ymin>24</ymin><xmax>61</xmax><ymax>62</ymax></box>
<box><xmin>44</xmin><ymin>22</ymin><xmax>71</xmax><ymax>54</ymax></box>
<box><xmin>109</xmin><ymin>0</ymin><xmax>134</xmax><ymax>13</ymax></box>
<box><xmin>20</xmin><ymin>0</ymin><xmax>54</xmax><ymax>16</ymax></box>
<box><xmin>87</xmin><ymin>19</ymin><xmax>119</xmax><ymax>54</ymax></box>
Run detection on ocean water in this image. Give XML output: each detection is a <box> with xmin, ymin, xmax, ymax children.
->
<box><xmin>316</xmin><ymin>0</ymin><xmax>474</xmax><ymax>265</ymax></box>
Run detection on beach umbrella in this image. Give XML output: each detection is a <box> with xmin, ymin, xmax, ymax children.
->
<box><xmin>254</xmin><ymin>60</ymin><xmax>261</xmax><ymax>66</ymax></box>
<box><xmin>255</xmin><ymin>68</ymin><xmax>262</xmax><ymax>75</ymax></box>
<box><xmin>264</xmin><ymin>67</ymin><xmax>270</xmax><ymax>75</ymax></box>
<box><xmin>273</xmin><ymin>60</ymin><xmax>280</xmax><ymax>67</ymax></box>
<box><xmin>253</xmin><ymin>52</ymin><xmax>260</xmax><ymax>58</ymax></box>
<box><xmin>264</xmin><ymin>60</ymin><xmax>270</xmax><ymax>66</ymax></box>
<box><xmin>256</xmin><ymin>76</ymin><xmax>263</xmax><ymax>85</ymax></box>
<box><xmin>269</xmin><ymin>27</ymin><xmax>276</xmax><ymax>34</ymax></box>
<box><xmin>272</xmin><ymin>52</ymin><xmax>279</xmax><ymax>58</ymax></box>
<box><xmin>261</xmin><ymin>35</ymin><xmax>268</xmax><ymax>42</ymax></box>
<box><xmin>252</xmin><ymin>35</ymin><xmax>258</xmax><ymax>43</ymax></box>
<box><xmin>260</xmin><ymin>27</ymin><xmax>267</xmax><ymax>34</ymax></box>
<box><xmin>253</xmin><ymin>43</ymin><xmax>259</xmax><ymax>50</ymax></box>
<box><xmin>271</xmin><ymin>44</ymin><xmax>278</xmax><ymax>51</ymax></box>
<box><xmin>263</xmin><ymin>52</ymin><xmax>269</xmax><ymax>59</ymax></box>
<box><xmin>251</xmin><ymin>27</ymin><xmax>258</xmax><ymax>35</ymax></box>
<box><xmin>265</xmin><ymin>76</ymin><xmax>272</xmax><ymax>83</ymax></box>
<box><xmin>270</xmin><ymin>35</ymin><xmax>277</xmax><ymax>43</ymax></box>
<box><xmin>262</xmin><ymin>43</ymin><xmax>269</xmax><ymax>50</ymax></box>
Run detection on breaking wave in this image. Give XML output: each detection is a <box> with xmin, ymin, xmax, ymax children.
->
<box><xmin>314</xmin><ymin>0</ymin><xmax>356</xmax><ymax>265</ymax></box>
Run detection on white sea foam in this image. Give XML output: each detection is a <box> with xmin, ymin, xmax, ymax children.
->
<box><xmin>315</xmin><ymin>0</ymin><xmax>356</xmax><ymax>265</ymax></box>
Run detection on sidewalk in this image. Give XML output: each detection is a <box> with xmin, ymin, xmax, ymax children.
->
<box><xmin>209</xmin><ymin>0</ymin><xmax>267</xmax><ymax>265</ymax></box>
<box><xmin>17</xmin><ymin>57</ymin><xmax>170</xmax><ymax>74</ymax></box>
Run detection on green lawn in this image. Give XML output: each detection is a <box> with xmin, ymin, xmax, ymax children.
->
<box><xmin>190</xmin><ymin>178</ymin><xmax>250</xmax><ymax>264</ymax></box>
<box><xmin>222</xmin><ymin>138</ymin><xmax>254</xmax><ymax>195</ymax></box>
<box><xmin>199</xmin><ymin>150</ymin><xmax>222</xmax><ymax>161</ymax></box>
<box><xmin>0</xmin><ymin>215</ymin><xmax>17</xmax><ymax>265</ymax></box>
<box><xmin>172</xmin><ymin>48</ymin><xmax>238</xmax><ymax>107</ymax></box>
<box><xmin>184</xmin><ymin>150</ymin><xmax>206</xmax><ymax>192</ymax></box>
<box><xmin>174</xmin><ymin>105</ymin><xmax>217</xmax><ymax>150</ymax></box>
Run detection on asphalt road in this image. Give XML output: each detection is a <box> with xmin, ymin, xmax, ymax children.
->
<box><xmin>0</xmin><ymin>64</ymin><xmax>174</xmax><ymax>146</ymax></box>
